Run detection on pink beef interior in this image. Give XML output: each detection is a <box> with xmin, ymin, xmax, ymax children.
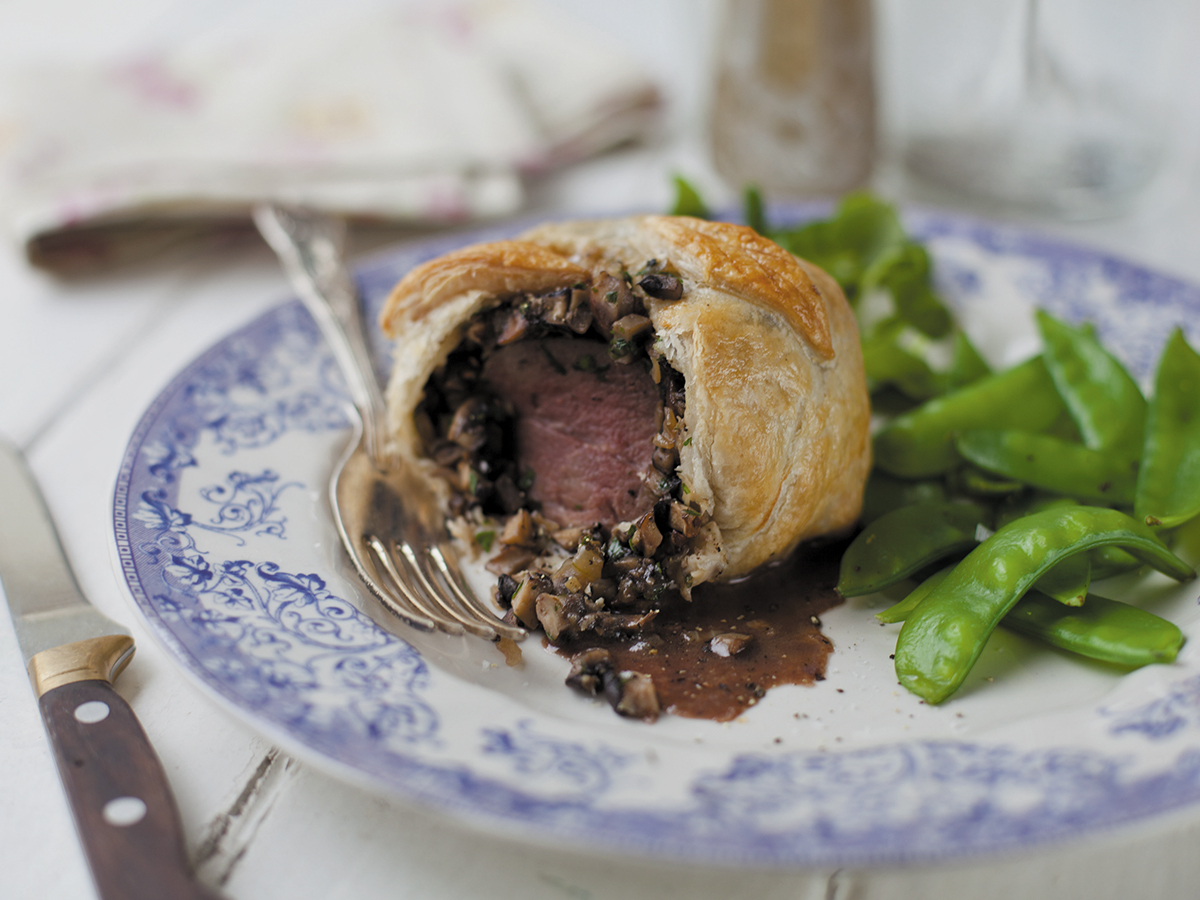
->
<box><xmin>482</xmin><ymin>338</ymin><xmax>660</xmax><ymax>528</ymax></box>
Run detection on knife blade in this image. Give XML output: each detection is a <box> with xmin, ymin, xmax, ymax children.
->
<box><xmin>0</xmin><ymin>440</ymin><xmax>221</xmax><ymax>900</ymax></box>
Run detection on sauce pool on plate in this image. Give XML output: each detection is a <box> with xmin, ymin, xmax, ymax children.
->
<box><xmin>554</xmin><ymin>540</ymin><xmax>846</xmax><ymax>721</ymax></box>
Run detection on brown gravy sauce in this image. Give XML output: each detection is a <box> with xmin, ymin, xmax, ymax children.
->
<box><xmin>553</xmin><ymin>541</ymin><xmax>845</xmax><ymax>721</ymax></box>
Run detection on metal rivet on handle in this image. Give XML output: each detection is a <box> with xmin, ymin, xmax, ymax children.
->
<box><xmin>102</xmin><ymin>797</ymin><xmax>147</xmax><ymax>827</ymax></box>
<box><xmin>73</xmin><ymin>701</ymin><xmax>110</xmax><ymax>724</ymax></box>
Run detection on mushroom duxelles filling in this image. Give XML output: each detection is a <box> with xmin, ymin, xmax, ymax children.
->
<box><xmin>414</xmin><ymin>261</ymin><xmax>703</xmax><ymax>720</ymax></box>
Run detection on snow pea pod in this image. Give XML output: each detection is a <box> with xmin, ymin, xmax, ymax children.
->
<box><xmin>876</xmin><ymin>566</ymin><xmax>953</xmax><ymax>624</ymax></box>
<box><xmin>894</xmin><ymin>506</ymin><xmax>1194</xmax><ymax>704</ymax></box>
<box><xmin>1136</xmin><ymin>328</ymin><xmax>1200</xmax><ymax>528</ymax></box>
<box><xmin>879</xmin><ymin>551</ymin><xmax>1092</xmax><ymax>623</ymax></box>
<box><xmin>1089</xmin><ymin>545</ymin><xmax>1144</xmax><ymax>580</ymax></box>
<box><xmin>945</xmin><ymin>464</ymin><xmax>1024</xmax><ymax>498</ymax></box>
<box><xmin>884</xmin><ymin>583</ymin><xmax>1181</xmax><ymax>668</ymax></box>
<box><xmin>993</xmin><ymin>494</ymin><xmax>1078</xmax><ymax>529</ymax></box>
<box><xmin>860</xmin><ymin>470</ymin><xmax>945</xmax><ymax>525</ymax></box>
<box><xmin>1003</xmin><ymin>590</ymin><xmax>1183</xmax><ymax>667</ymax></box>
<box><xmin>861</xmin><ymin>320</ymin><xmax>945</xmax><ymax>399</ymax></box>
<box><xmin>1032</xmin><ymin>552</ymin><xmax>1089</xmax><ymax>607</ymax></box>
<box><xmin>1037</xmin><ymin>311</ymin><xmax>1146</xmax><ymax>460</ymax></box>
<box><xmin>874</xmin><ymin>356</ymin><xmax>1068</xmax><ymax>478</ymax></box>
<box><xmin>838</xmin><ymin>501</ymin><xmax>989</xmax><ymax>597</ymax></box>
<box><xmin>955</xmin><ymin>429</ymin><xmax>1137</xmax><ymax>505</ymax></box>
<box><xmin>863</xmin><ymin>325</ymin><xmax>993</xmax><ymax>401</ymax></box>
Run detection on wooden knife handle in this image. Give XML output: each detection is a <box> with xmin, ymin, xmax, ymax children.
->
<box><xmin>38</xmin><ymin>679</ymin><xmax>222</xmax><ymax>900</ymax></box>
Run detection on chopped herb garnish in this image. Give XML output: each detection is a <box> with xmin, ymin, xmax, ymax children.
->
<box><xmin>519</xmin><ymin>467</ymin><xmax>536</xmax><ymax>490</ymax></box>
<box><xmin>682</xmin><ymin>436</ymin><xmax>693</xmax><ymax>446</ymax></box>
<box><xmin>605</xmin><ymin>290</ymin><xmax>618</xmax><ymax>304</ymax></box>
<box><xmin>468</xmin><ymin>469</ymin><xmax>479</xmax><ymax>494</ymax></box>
<box><xmin>574</xmin><ymin>355</ymin><xmax>596</xmax><ymax>372</ymax></box>
<box><xmin>681</xmin><ymin>481</ymin><xmax>691</xmax><ymax>494</ymax></box>
<box><xmin>609</xmin><ymin>337</ymin><xmax>632</xmax><ymax>358</ymax></box>
<box><xmin>539</xmin><ymin>344</ymin><xmax>566</xmax><ymax>375</ymax></box>
<box><xmin>475</xmin><ymin>530</ymin><xmax>496</xmax><ymax>552</ymax></box>
<box><xmin>606</xmin><ymin>534</ymin><xmax>631</xmax><ymax>559</ymax></box>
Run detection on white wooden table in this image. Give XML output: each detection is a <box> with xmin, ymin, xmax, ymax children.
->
<box><xmin>5</xmin><ymin>2</ymin><xmax>1200</xmax><ymax>898</ymax></box>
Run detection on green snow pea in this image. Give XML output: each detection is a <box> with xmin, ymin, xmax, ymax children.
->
<box><xmin>1136</xmin><ymin>328</ymin><xmax>1200</xmax><ymax>528</ymax></box>
<box><xmin>993</xmin><ymin>494</ymin><xmax>1079</xmax><ymax>529</ymax></box>
<box><xmin>1003</xmin><ymin>590</ymin><xmax>1184</xmax><ymax>667</ymax></box>
<box><xmin>991</xmin><ymin>495</ymin><xmax>1095</xmax><ymax>603</ymax></box>
<box><xmin>1032</xmin><ymin>552</ymin><xmax>1089</xmax><ymax>607</ymax></box>
<box><xmin>861</xmin><ymin>242</ymin><xmax>952</xmax><ymax>338</ymax></box>
<box><xmin>860</xmin><ymin>471</ymin><xmax>946</xmax><ymax>525</ymax></box>
<box><xmin>874</xmin><ymin>356</ymin><xmax>1068</xmax><ymax>478</ymax></box>
<box><xmin>945</xmin><ymin>464</ymin><xmax>1024</xmax><ymax>498</ymax></box>
<box><xmin>838</xmin><ymin>501</ymin><xmax>989</xmax><ymax>597</ymax></box>
<box><xmin>884</xmin><ymin>583</ymin><xmax>1182</xmax><ymax>668</ymax></box>
<box><xmin>876</xmin><ymin>566</ymin><xmax>953</xmax><ymax>624</ymax></box>
<box><xmin>955</xmin><ymin>429</ymin><xmax>1137</xmax><ymax>505</ymax></box>
<box><xmin>945</xmin><ymin>331</ymin><xmax>992</xmax><ymax>391</ymax></box>
<box><xmin>861</xmin><ymin>320</ymin><xmax>946</xmax><ymax>399</ymax></box>
<box><xmin>1088</xmin><ymin>545</ymin><xmax>1145</xmax><ymax>580</ymax></box>
<box><xmin>894</xmin><ymin>506</ymin><xmax>1194</xmax><ymax>704</ymax></box>
<box><xmin>773</xmin><ymin>192</ymin><xmax>907</xmax><ymax>300</ymax></box>
<box><xmin>863</xmin><ymin>324</ymin><xmax>993</xmax><ymax>401</ymax></box>
<box><xmin>1037</xmin><ymin>311</ymin><xmax>1146</xmax><ymax>461</ymax></box>
<box><xmin>866</xmin><ymin>324</ymin><xmax>941</xmax><ymax>396</ymax></box>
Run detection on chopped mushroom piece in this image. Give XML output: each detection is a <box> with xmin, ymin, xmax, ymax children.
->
<box><xmin>612</xmin><ymin>314</ymin><xmax>653</xmax><ymax>342</ymax></box>
<box><xmin>535</xmin><ymin>592</ymin><xmax>572</xmax><ymax>642</ymax></box>
<box><xmin>485</xmin><ymin>545</ymin><xmax>537</xmax><ymax>576</ymax></box>
<box><xmin>499</xmin><ymin>509</ymin><xmax>536</xmax><ymax>546</ymax></box>
<box><xmin>565</xmin><ymin>651</ymin><xmax>659</xmax><ymax>721</ymax></box>
<box><xmin>710</xmin><ymin>632</ymin><xmax>754</xmax><ymax>657</ymax></box>
<box><xmin>612</xmin><ymin>671</ymin><xmax>660</xmax><ymax>721</ymax></box>
<box><xmin>630</xmin><ymin>510</ymin><xmax>663</xmax><ymax>557</ymax></box>
<box><xmin>565</xmin><ymin>648</ymin><xmax>615</xmax><ymax>696</ymax></box>
<box><xmin>638</xmin><ymin>272</ymin><xmax>683</xmax><ymax>301</ymax></box>
<box><xmin>510</xmin><ymin>572</ymin><xmax>551</xmax><ymax>629</ymax></box>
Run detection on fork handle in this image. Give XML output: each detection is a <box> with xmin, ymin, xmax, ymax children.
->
<box><xmin>39</xmin><ymin>679</ymin><xmax>223</xmax><ymax>900</ymax></box>
<box><xmin>254</xmin><ymin>204</ymin><xmax>391</xmax><ymax>466</ymax></box>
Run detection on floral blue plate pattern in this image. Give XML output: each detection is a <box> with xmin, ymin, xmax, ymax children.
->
<box><xmin>114</xmin><ymin>210</ymin><xmax>1200</xmax><ymax>867</ymax></box>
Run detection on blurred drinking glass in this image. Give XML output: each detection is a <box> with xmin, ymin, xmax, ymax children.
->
<box><xmin>709</xmin><ymin>0</ymin><xmax>876</xmax><ymax>197</ymax></box>
<box><xmin>893</xmin><ymin>0</ymin><xmax>1180</xmax><ymax>218</ymax></box>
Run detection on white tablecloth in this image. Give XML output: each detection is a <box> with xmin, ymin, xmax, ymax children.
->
<box><xmin>5</xmin><ymin>2</ymin><xmax>1200</xmax><ymax>898</ymax></box>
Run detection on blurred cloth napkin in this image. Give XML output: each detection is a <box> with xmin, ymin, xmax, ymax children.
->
<box><xmin>0</xmin><ymin>1</ymin><xmax>658</xmax><ymax>270</ymax></box>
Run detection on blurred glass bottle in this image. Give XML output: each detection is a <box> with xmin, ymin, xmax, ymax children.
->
<box><xmin>709</xmin><ymin>0</ymin><xmax>876</xmax><ymax>197</ymax></box>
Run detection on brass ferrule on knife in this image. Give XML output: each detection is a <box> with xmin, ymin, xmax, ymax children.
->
<box><xmin>27</xmin><ymin>635</ymin><xmax>136</xmax><ymax>697</ymax></box>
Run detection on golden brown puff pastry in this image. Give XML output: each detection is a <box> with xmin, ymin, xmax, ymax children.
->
<box><xmin>380</xmin><ymin>215</ymin><xmax>871</xmax><ymax>589</ymax></box>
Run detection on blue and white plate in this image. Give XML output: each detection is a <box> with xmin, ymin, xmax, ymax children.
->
<box><xmin>113</xmin><ymin>210</ymin><xmax>1200</xmax><ymax>867</ymax></box>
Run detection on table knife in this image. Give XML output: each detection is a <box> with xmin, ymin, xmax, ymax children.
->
<box><xmin>0</xmin><ymin>440</ymin><xmax>220</xmax><ymax>900</ymax></box>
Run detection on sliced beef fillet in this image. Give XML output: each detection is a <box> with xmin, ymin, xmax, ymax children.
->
<box><xmin>481</xmin><ymin>338</ymin><xmax>661</xmax><ymax>528</ymax></box>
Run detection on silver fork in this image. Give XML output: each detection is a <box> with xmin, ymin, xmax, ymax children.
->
<box><xmin>253</xmin><ymin>204</ymin><xmax>524</xmax><ymax>642</ymax></box>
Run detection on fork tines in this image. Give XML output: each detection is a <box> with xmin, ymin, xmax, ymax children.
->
<box><xmin>362</xmin><ymin>533</ymin><xmax>524</xmax><ymax>641</ymax></box>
